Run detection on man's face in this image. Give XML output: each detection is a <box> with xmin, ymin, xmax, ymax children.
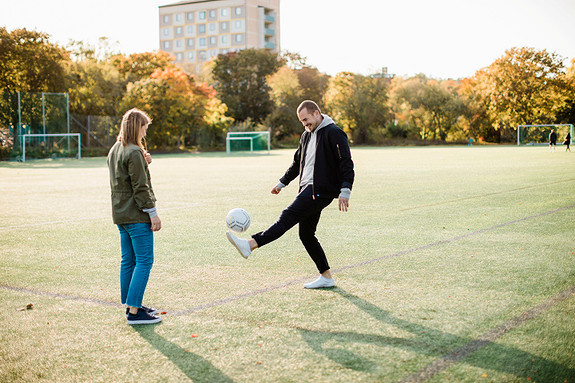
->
<box><xmin>298</xmin><ymin>108</ymin><xmax>322</xmax><ymax>132</ymax></box>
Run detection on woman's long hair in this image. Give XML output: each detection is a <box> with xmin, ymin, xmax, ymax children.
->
<box><xmin>118</xmin><ymin>108</ymin><xmax>152</xmax><ymax>151</ymax></box>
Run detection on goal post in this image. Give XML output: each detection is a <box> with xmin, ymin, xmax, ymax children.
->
<box><xmin>226</xmin><ymin>131</ymin><xmax>270</xmax><ymax>154</ymax></box>
<box><xmin>517</xmin><ymin>124</ymin><xmax>573</xmax><ymax>146</ymax></box>
<box><xmin>22</xmin><ymin>133</ymin><xmax>81</xmax><ymax>162</ymax></box>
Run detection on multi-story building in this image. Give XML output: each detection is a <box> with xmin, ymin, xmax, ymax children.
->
<box><xmin>159</xmin><ymin>0</ymin><xmax>280</xmax><ymax>73</ymax></box>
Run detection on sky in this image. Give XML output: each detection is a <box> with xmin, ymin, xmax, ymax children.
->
<box><xmin>2</xmin><ymin>0</ymin><xmax>575</xmax><ymax>79</ymax></box>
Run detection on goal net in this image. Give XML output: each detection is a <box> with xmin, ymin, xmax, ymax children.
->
<box><xmin>226</xmin><ymin>131</ymin><xmax>270</xmax><ymax>154</ymax></box>
<box><xmin>22</xmin><ymin>133</ymin><xmax>81</xmax><ymax>161</ymax></box>
<box><xmin>517</xmin><ymin>124</ymin><xmax>573</xmax><ymax>146</ymax></box>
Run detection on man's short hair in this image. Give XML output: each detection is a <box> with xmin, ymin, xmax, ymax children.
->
<box><xmin>297</xmin><ymin>100</ymin><xmax>321</xmax><ymax>115</ymax></box>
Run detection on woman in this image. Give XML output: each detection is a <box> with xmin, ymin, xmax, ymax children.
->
<box><xmin>107</xmin><ymin>108</ymin><xmax>162</xmax><ymax>325</ymax></box>
<box><xmin>564</xmin><ymin>132</ymin><xmax>571</xmax><ymax>152</ymax></box>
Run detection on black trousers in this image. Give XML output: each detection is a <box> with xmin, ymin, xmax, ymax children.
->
<box><xmin>252</xmin><ymin>185</ymin><xmax>334</xmax><ymax>273</ymax></box>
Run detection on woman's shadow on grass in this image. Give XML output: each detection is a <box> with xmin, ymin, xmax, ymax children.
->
<box><xmin>298</xmin><ymin>288</ymin><xmax>574</xmax><ymax>380</ymax></box>
<box><xmin>134</xmin><ymin>325</ymin><xmax>234</xmax><ymax>383</ymax></box>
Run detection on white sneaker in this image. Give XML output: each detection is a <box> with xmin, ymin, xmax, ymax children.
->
<box><xmin>304</xmin><ymin>276</ymin><xmax>335</xmax><ymax>289</ymax></box>
<box><xmin>226</xmin><ymin>231</ymin><xmax>251</xmax><ymax>259</ymax></box>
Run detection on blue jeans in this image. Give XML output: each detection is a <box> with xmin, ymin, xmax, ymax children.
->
<box><xmin>118</xmin><ymin>223</ymin><xmax>154</xmax><ymax>308</ymax></box>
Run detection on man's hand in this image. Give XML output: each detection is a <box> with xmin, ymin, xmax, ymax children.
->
<box><xmin>338</xmin><ymin>197</ymin><xmax>349</xmax><ymax>212</ymax></box>
<box><xmin>271</xmin><ymin>185</ymin><xmax>282</xmax><ymax>194</ymax></box>
<box><xmin>150</xmin><ymin>215</ymin><xmax>162</xmax><ymax>231</ymax></box>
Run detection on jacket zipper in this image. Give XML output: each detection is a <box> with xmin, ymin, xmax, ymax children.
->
<box><xmin>337</xmin><ymin>143</ymin><xmax>342</xmax><ymax>159</ymax></box>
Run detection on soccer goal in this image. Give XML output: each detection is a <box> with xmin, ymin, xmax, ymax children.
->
<box><xmin>22</xmin><ymin>133</ymin><xmax>81</xmax><ymax>162</ymax></box>
<box><xmin>517</xmin><ymin>124</ymin><xmax>573</xmax><ymax>146</ymax></box>
<box><xmin>226</xmin><ymin>131</ymin><xmax>270</xmax><ymax>154</ymax></box>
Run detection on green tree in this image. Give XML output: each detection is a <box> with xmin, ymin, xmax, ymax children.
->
<box><xmin>0</xmin><ymin>27</ymin><xmax>69</xmax><ymax>92</ymax></box>
<box><xmin>212</xmin><ymin>49</ymin><xmax>284</xmax><ymax>123</ymax></box>
<box><xmin>323</xmin><ymin>72</ymin><xmax>390</xmax><ymax>144</ymax></box>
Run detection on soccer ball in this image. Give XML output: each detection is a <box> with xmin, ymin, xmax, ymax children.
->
<box><xmin>225</xmin><ymin>208</ymin><xmax>251</xmax><ymax>233</ymax></box>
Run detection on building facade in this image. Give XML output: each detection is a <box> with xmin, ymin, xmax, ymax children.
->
<box><xmin>159</xmin><ymin>0</ymin><xmax>280</xmax><ymax>73</ymax></box>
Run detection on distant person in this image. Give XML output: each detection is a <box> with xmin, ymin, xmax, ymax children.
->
<box><xmin>107</xmin><ymin>108</ymin><xmax>162</xmax><ymax>325</ymax></box>
<box><xmin>549</xmin><ymin>129</ymin><xmax>557</xmax><ymax>152</ymax></box>
<box><xmin>564</xmin><ymin>131</ymin><xmax>571</xmax><ymax>152</ymax></box>
<box><xmin>226</xmin><ymin>100</ymin><xmax>355</xmax><ymax>289</ymax></box>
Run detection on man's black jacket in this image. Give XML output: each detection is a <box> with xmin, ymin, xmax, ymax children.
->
<box><xmin>279</xmin><ymin>123</ymin><xmax>354</xmax><ymax>199</ymax></box>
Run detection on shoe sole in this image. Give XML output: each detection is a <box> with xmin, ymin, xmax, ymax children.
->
<box><xmin>127</xmin><ymin>317</ymin><xmax>162</xmax><ymax>325</ymax></box>
<box><xmin>304</xmin><ymin>284</ymin><xmax>335</xmax><ymax>289</ymax></box>
<box><xmin>226</xmin><ymin>232</ymin><xmax>249</xmax><ymax>259</ymax></box>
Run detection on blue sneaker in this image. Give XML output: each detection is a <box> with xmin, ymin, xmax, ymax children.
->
<box><xmin>127</xmin><ymin>309</ymin><xmax>162</xmax><ymax>325</ymax></box>
<box><xmin>126</xmin><ymin>305</ymin><xmax>158</xmax><ymax>316</ymax></box>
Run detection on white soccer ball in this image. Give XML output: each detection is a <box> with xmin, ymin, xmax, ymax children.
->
<box><xmin>225</xmin><ymin>208</ymin><xmax>251</xmax><ymax>233</ymax></box>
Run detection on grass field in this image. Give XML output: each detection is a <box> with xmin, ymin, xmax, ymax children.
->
<box><xmin>1</xmin><ymin>145</ymin><xmax>574</xmax><ymax>383</ymax></box>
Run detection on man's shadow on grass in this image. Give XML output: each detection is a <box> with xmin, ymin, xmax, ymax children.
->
<box><xmin>298</xmin><ymin>288</ymin><xmax>574</xmax><ymax>380</ymax></box>
<box><xmin>134</xmin><ymin>325</ymin><xmax>234</xmax><ymax>383</ymax></box>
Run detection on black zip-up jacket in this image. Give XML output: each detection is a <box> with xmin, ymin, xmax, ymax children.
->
<box><xmin>279</xmin><ymin>123</ymin><xmax>354</xmax><ymax>199</ymax></box>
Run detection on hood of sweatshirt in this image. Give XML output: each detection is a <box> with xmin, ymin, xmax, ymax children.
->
<box><xmin>312</xmin><ymin>114</ymin><xmax>334</xmax><ymax>133</ymax></box>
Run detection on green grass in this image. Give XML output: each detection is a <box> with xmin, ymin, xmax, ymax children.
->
<box><xmin>1</xmin><ymin>145</ymin><xmax>574</xmax><ymax>382</ymax></box>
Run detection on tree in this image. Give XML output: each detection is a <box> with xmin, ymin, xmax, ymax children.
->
<box><xmin>120</xmin><ymin>66</ymin><xmax>228</xmax><ymax>150</ymax></box>
<box><xmin>323</xmin><ymin>72</ymin><xmax>390</xmax><ymax>144</ymax></box>
<box><xmin>296</xmin><ymin>66</ymin><xmax>329</xmax><ymax>103</ymax></box>
<box><xmin>0</xmin><ymin>27</ymin><xmax>69</xmax><ymax>92</ymax></box>
<box><xmin>391</xmin><ymin>75</ymin><xmax>465</xmax><ymax>141</ymax></box>
<box><xmin>265</xmin><ymin>66</ymin><xmax>304</xmax><ymax>143</ymax></box>
<box><xmin>471</xmin><ymin>47</ymin><xmax>567</xmax><ymax>135</ymax></box>
<box><xmin>212</xmin><ymin>49</ymin><xmax>284</xmax><ymax>123</ymax></box>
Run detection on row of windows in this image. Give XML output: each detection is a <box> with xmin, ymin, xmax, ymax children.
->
<box><xmin>173</xmin><ymin>48</ymin><xmax>239</xmax><ymax>62</ymax></box>
<box><xmin>161</xmin><ymin>6</ymin><xmax>243</xmax><ymax>25</ymax></box>
<box><xmin>162</xmin><ymin>34</ymin><xmax>244</xmax><ymax>50</ymax></box>
<box><xmin>162</xmin><ymin>20</ymin><xmax>244</xmax><ymax>37</ymax></box>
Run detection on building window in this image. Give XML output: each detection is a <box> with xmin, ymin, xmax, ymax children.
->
<box><xmin>199</xmin><ymin>11</ymin><xmax>206</xmax><ymax>20</ymax></box>
<box><xmin>221</xmin><ymin>35</ymin><xmax>229</xmax><ymax>44</ymax></box>
<box><xmin>199</xmin><ymin>37</ymin><xmax>206</xmax><ymax>47</ymax></box>
<box><xmin>188</xmin><ymin>51</ymin><xmax>195</xmax><ymax>59</ymax></box>
<box><xmin>220</xmin><ymin>21</ymin><xmax>228</xmax><ymax>32</ymax></box>
<box><xmin>176</xmin><ymin>52</ymin><xmax>183</xmax><ymax>60</ymax></box>
<box><xmin>199</xmin><ymin>51</ymin><xmax>207</xmax><ymax>60</ymax></box>
<box><xmin>198</xmin><ymin>24</ymin><xmax>206</xmax><ymax>34</ymax></box>
<box><xmin>163</xmin><ymin>15</ymin><xmax>170</xmax><ymax>24</ymax></box>
<box><xmin>209</xmin><ymin>36</ymin><xmax>217</xmax><ymax>46</ymax></box>
<box><xmin>186</xmin><ymin>12</ymin><xmax>194</xmax><ymax>21</ymax></box>
<box><xmin>234</xmin><ymin>7</ymin><xmax>242</xmax><ymax>16</ymax></box>
<box><xmin>162</xmin><ymin>28</ymin><xmax>169</xmax><ymax>36</ymax></box>
<box><xmin>163</xmin><ymin>41</ymin><xmax>171</xmax><ymax>49</ymax></box>
<box><xmin>176</xmin><ymin>14</ymin><xmax>183</xmax><ymax>22</ymax></box>
<box><xmin>175</xmin><ymin>26</ymin><xmax>182</xmax><ymax>35</ymax></box>
<box><xmin>209</xmin><ymin>9</ymin><xmax>216</xmax><ymax>18</ymax></box>
<box><xmin>209</xmin><ymin>23</ymin><xmax>216</xmax><ymax>32</ymax></box>
<box><xmin>187</xmin><ymin>25</ymin><xmax>194</xmax><ymax>34</ymax></box>
<box><xmin>209</xmin><ymin>49</ymin><xmax>217</xmax><ymax>58</ymax></box>
<box><xmin>187</xmin><ymin>38</ymin><xmax>194</xmax><ymax>48</ymax></box>
<box><xmin>176</xmin><ymin>40</ymin><xmax>183</xmax><ymax>48</ymax></box>
<box><xmin>235</xmin><ymin>20</ymin><xmax>242</xmax><ymax>29</ymax></box>
<box><xmin>221</xmin><ymin>8</ymin><xmax>229</xmax><ymax>17</ymax></box>
<box><xmin>234</xmin><ymin>34</ymin><xmax>243</xmax><ymax>43</ymax></box>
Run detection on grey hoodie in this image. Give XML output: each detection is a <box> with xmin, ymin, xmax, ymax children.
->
<box><xmin>300</xmin><ymin>114</ymin><xmax>334</xmax><ymax>189</ymax></box>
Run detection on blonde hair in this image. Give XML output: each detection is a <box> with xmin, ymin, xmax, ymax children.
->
<box><xmin>118</xmin><ymin>108</ymin><xmax>152</xmax><ymax>150</ymax></box>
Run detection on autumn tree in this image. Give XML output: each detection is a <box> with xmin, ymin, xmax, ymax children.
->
<box><xmin>121</xmin><ymin>66</ymin><xmax>229</xmax><ymax>149</ymax></box>
<box><xmin>0</xmin><ymin>27</ymin><xmax>69</xmax><ymax>93</ymax></box>
<box><xmin>323</xmin><ymin>72</ymin><xmax>390</xmax><ymax>144</ymax></box>
<box><xmin>265</xmin><ymin>66</ymin><xmax>304</xmax><ymax>143</ymax></box>
<box><xmin>471</xmin><ymin>47</ymin><xmax>567</xmax><ymax>136</ymax></box>
<box><xmin>391</xmin><ymin>75</ymin><xmax>465</xmax><ymax>141</ymax></box>
<box><xmin>212</xmin><ymin>49</ymin><xmax>284</xmax><ymax>123</ymax></box>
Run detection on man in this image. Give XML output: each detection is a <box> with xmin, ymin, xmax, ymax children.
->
<box><xmin>549</xmin><ymin>129</ymin><xmax>557</xmax><ymax>152</ymax></box>
<box><xmin>226</xmin><ymin>100</ymin><xmax>355</xmax><ymax>288</ymax></box>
